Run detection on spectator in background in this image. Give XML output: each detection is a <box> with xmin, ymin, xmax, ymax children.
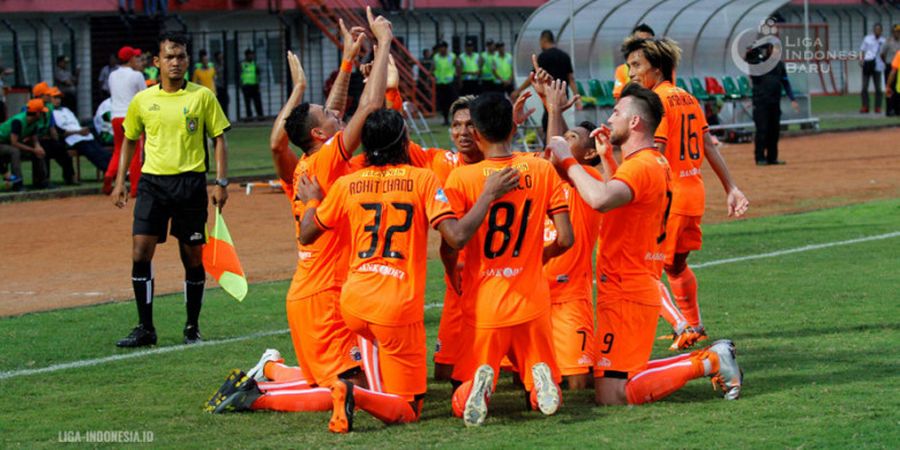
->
<box><xmin>0</xmin><ymin>64</ymin><xmax>13</xmax><ymax>122</ymax></box>
<box><xmin>880</xmin><ymin>24</ymin><xmax>900</xmax><ymax>116</ymax></box>
<box><xmin>240</xmin><ymin>48</ymin><xmax>264</xmax><ymax>120</ymax></box>
<box><xmin>459</xmin><ymin>40</ymin><xmax>481</xmax><ymax>96</ymax></box>
<box><xmin>49</xmin><ymin>88</ymin><xmax>110</xmax><ymax>173</ymax></box>
<box><xmin>859</xmin><ymin>23</ymin><xmax>886</xmax><ymax>114</ymax></box>
<box><xmin>192</xmin><ymin>50</ymin><xmax>217</xmax><ymax>94</ymax></box>
<box><xmin>32</xmin><ymin>83</ymin><xmax>76</xmax><ymax>186</ymax></box>
<box><xmin>104</xmin><ymin>45</ymin><xmax>146</xmax><ymax>196</ymax></box>
<box><xmin>512</xmin><ymin>30</ymin><xmax>580</xmax><ymax>135</ymax></box>
<box><xmin>54</xmin><ymin>55</ymin><xmax>79</xmax><ymax>113</ymax></box>
<box><xmin>493</xmin><ymin>42</ymin><xmax>514</xmax><ymax>94</ymax></box>
<box><xmin>748</xmin><ymin>43</ymin><xmax>799</xmax><ymax>166</ymax></box>
<box><xmin>213</xmin><ymin>51</ymin><xmax>229</xmax><ymax>116</ymax></box>
<box><xmin>433</xmin><ymin>41</ymin><xmax>457</xmax><ymax>125</ymax></box>
<box><xmin>0</xmin><ymin>99</ymin><xmax>51</xmax><ymax>190</ymax></box>
<box><xmin>94</xmin><ymin>98</ymin><xmax>114</xmax><ymax>145</ymax></box>
<box><xmin>143</xmin><ymin>52</ymin><xmax>159</xmax><ymax>86</ymax></box>
<box><xmin>98</xmin><ymin>54</ymin><xmax>119</xmax><ymax>97</ymax></box>
<box><xmin>480</xmin><ymin>39</ymin><xmax>497</xmax><ymax>93</ymax></box>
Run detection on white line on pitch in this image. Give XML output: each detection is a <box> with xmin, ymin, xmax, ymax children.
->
<box><xmin>1</xmin><ymin>230</ymin><xmax>897</xmax><ymax>381</ymax></box>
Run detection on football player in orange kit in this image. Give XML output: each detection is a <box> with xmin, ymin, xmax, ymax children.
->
<box><xmin>205</xmin><ymin>9</ymin><xmax>397</xmax><ymax>416</ymax></box>
<box><xmin>444</xmin><ymin>92</ymin><xmax>574</xmax><ymax>427</ymax></box>
<box><xmin>296</xmin><ymin>108</ymin><xmax>520</xmax><ymax>432</ymax></box>
<box><xmin>623</xmin><ymin>37</ymin><xmax>750</xmax><ymax>347</ymax></box>
<box><xmin>548</xmin><ymin>82</ymin><xmax>742</xmax><ymax>406</ymax></box>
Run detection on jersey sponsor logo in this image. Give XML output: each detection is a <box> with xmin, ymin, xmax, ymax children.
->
<box><xmin>298</xmin><ymin>250</ymin><xmax>313</xmax><ymax>260</ymax></box>
<box><xmin>679</xmin><ymin>167</ymin><xmax>701</xmax><ymax>178</ymax></box>
<box><xmin>482</xmin><ymin>162</ymin><xmax>529</xmax><ymax>176</ymax></box>
<box><xmin>543</xmin><ymin>218</ymin><xmax>557</xmax><ymax>243</ymax></box>
<box><xmin>645</xmin><ymin>251</ymin><xmax>666</xmax><ymax>261</ymax></box>
<box><xmin>435</xmin><ymin>188</ymin><xmax>449</xmax><ymax>203</ymax></box>
<box><xmin>360</xmin><ymin>168</ymin><xmax>408</xmax><ymax>177</ymax></box>
<box><xmin>358</xmin><ymin>263</ymin><xmax>407</xmax><ymax>280</ymax></box>
<box><xmin>482</xmin><ymin>266</ymin><xmax>523</xmax><ymax>278</ymax></box>
<box><xmin>349</xmin><ymin>346</ymin><xmax>362</xmax><ymax>362</ymax></box>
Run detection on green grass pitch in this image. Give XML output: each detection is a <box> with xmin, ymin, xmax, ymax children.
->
<box><xmin>1</xmin><ymin>198</ymin><xmax>898</xmax><ymax>448</ymax></box>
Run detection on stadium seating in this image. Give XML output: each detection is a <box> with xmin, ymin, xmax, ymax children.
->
<box><xmin>705</xmin><ymin>77</ymin><xmax>727</xmax><ymax>100</ymax></box>
<box><xmin>738</xmin><ymin>76</ymin><xmax>753</xmax><ymax>98</ymax></box>
<box><xmin>722</xmin><ymin>76</ymin><xmax>743</xmax><ymax>99</ymax></box>
<box><xmin>576</xmin><ymin>81</ymin><xmax>597</xmax><ymax>107</ymax></box>
<box><xmin>689</xmin><ymin>77</ymin><xmax>711</xmax><ymax>101</ymax></box>
<box><xmin>676</xmin><ymin>78</ymin><xmax>690</xmax><ymax>93</ymax></box>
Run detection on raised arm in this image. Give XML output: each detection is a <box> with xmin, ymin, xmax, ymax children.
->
<box><xmin>548</xmin><ymin>136</ymin><xmax>632</xmax><ymax>212</ymax></box>
<box><xmin>269</xmin><ymin>50</ymin><xmax>306</xmax><ymax>184</ymax></box>
<box><xmin>325</xmin><ymin>19</ymin><xmax>366</xmax><ymax>118</ymax></box>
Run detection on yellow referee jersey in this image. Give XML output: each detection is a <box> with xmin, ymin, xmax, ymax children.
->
<box><xmin>123</xmin><ymin>81</ymin><xmax>230</xmax><ymax>175</ymax></box>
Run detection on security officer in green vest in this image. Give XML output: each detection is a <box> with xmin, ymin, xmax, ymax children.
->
<box><xmin>480</xmin><ymin>39</ymin><xmax>497</xmax><ymax>93</ymax></box>
<box><xmin>493</xmin><ymin>42</ymin><xmax>514</xmax><ymax>94</ymax></box>
<box><xmin>0</xmin><ymin>99</ymin><xmax>49</xmax><ymax>190</ymax></box>
<box><xmin>144</xmin><ymin>52</ymin><xmax>160</xmax><ymax>86</ymax></box>
<box><xmin>432</xmin><ymin>41</ymin><xmax>457</xmax><ymax>125</ymax></box>
<box><xmin>240</xmin><ymin>48</ymin><xmax>263</xmax><ymax>120</ymax></box>
<box><xmin>459</xmin><ymin>40</ymin><xmax>481</xmax><ymax>96</ymax></box>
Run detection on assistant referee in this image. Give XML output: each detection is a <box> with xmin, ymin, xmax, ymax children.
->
<box><xmin>112</xmin><ymin>32</ymin><xmax>231</xmax><ymax>347</ymax></box>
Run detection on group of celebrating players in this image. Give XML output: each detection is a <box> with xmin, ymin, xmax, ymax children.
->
<box><xmin>205</xmin><ymin>9</ymin><xmax>751</xmax><ymax>432</ymax></box>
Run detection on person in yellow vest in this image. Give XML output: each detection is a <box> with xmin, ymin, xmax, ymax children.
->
<box><xmin>493</xmin><ymin>42</ymin><xmax>514</xmax><ymax>95</ymax></box>
<box><xmin>459</xmin><ymin>40</ymin><xmax>481</xmax><ymax>96</ymax></box>
<box><xmin>192</xmin><ymin>49</ymin><xmax>217</xmax><ymax>94</ymax></box>
<box><xmin>241</xmin><ymin>48</ymin><xmax>263</xmax><ymax>120</ymax></box>
<box><xmin>480</xmin><ymin>39</ymin><xmax>497</xmax><ymax>93</ymax></box>
<box><xmin>613</xmin><ymin>24</ymin><xmax>655</xmax><ymax>99</ymax></box>
<box><xmin>433</xmin><ymin>41</ymin><xmax>458</xmax><ymax>125</ymax></box>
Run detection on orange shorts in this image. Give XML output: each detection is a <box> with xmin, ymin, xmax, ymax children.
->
<box><xmin>434</xmin><ymin>280</ymin><xmax>463</xmax><ymax>365</ymax></box>
<box><xmin>467</xmin><ymin>312</ymin><xmax>561</xmax><ymax>392</ymax></box>
<box><xmin>342</xmin><ymin>309</ymin><xmax>427</xmax><ymax>401</ymax></box>
<box><xmin>594</xmin><ymin>297</ymin><xmax>658</xmax><ymax>378</ymax></box>
<box><xmin>450</xmin><ymin>320</ymin><xmax>477</xmax><ymax>382</ymax></box>
<box><xmin>285</xmin><ymin>286</ymin><xmax>361</xmax><ymax>388</ymax></box>
<box><xmin>551</xmin><ymin>300</ymin><xmax>596</xmax><ymax>376</ymax></box>
<box><xmin>662</xmin><ymin>213</ymin><xmax>703</xmax><ymax>265</ymax></box>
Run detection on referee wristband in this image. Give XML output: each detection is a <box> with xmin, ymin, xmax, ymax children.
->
<box><xmin>561</xmin><ymin>157</ymin><xmax>578</xmax><ymax>172</ymax></box>
<box><xmin>305</xmin><ymin>199</ymin><xmax>320</xmax><ymax>209</ymax></box>
<box><xmin>340</xmin><ymin>60</ymin><xmax>353</xmax><ymax>74</ymax></box>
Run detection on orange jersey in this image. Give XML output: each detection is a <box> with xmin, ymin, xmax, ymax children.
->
<box><xmin>613</xmin><ymin>64</ymin><xmax>629</xmax><ymax>99</ymax></box>
<box><xmin>653</xmin><ymin>80</ymin><xmax>709</xmax><ymax>216</ymax></box>
<box><xmin>290</xmin><ymin>131</ymin><xmax>353</xmax><ymax>298</ymax></box>
<box><xmin>543</xmin><ymin>166</ymin><xmax>603</xmax><ymax>304</ymax></box>
<box><xmin>597</xmin><ymin>148</ymin><xmax>672</xmax><ymax>306</ymax></box>
<box><xmin>314</xmin><ymin>164</ymin><xmax>455</xmax><ymax>326</ymax></box>
<box><xmin>444</xmin><ymin>153</ymin><xmax>569</xmax><ymax>328</ymax></box>
<box><xmin>406</xmin><ymin>141</ymin><xmax>463</xmax><ymax>184</ymax></box>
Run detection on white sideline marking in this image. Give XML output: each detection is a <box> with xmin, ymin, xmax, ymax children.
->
<box><xmin>2</xmin><ymin>230</ymin><xmax>897</xmax><ymax>381</ymax></box>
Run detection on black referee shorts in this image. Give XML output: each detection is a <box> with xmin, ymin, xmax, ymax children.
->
<box><xmin>133</xmin><ymin>172</ymin><xmax>208</xmax><ymax>245</ymax></box>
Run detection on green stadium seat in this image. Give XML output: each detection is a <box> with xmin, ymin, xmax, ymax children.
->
<box><xmin>677</xmin><ymin>78</ymin><xmax>690</xmax><ymax>92</ymax></box>
<box><xmin>738</xmin><ymin>76</ymin><xmax>753</xmax><ymax>98</ymax></box>
<box><xmin>722</xmin><ymin>76</ymin><xmax>743</xmax><ymax>99</ymax></box>
<box><xmin>598</xmin><ymin>80</ymin><xmax>615</xmax><ymax>107</ymax></box>
<box><xmin>576</xmin><ymin>81</ymin><xmax>597</xmax><ymax>107</ymax></box>
<box><xmin>690</xmin><ymin>77</ymin><xmax>710</xmax><ymax>101</ymax></box>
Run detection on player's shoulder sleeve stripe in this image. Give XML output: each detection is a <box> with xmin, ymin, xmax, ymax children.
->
<box><xmin>313</xmin><ymin>212</ymin><xmax>332</xmax><ymax>231</ymax></box>
<box><xmin>547</xmin><ymin>205</ymin><xmax>569</xmax><ymax>215</ymax></box>
<box><xmin>611</xmin><ymin>175</ymin><xmax>636</xmax><ymax>201</ymax></box>
<box><xmin>334</xmin><ymin>131</ymin><xmax>351</xmax><ymax>161</ymax></box>
<box><xmin>430</xmin><ymin>211</ymin><xmax>456</xmax><ymax>227</ymax></box>
<box><xmin>654</xmin><ymin>136</ymin><xmax>668</xmax><ymax>143</ymax></box>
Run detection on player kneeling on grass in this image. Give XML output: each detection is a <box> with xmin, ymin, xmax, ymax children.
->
<box><xmin>291</xmin><ymin>108</ymin><xmax>519</xmax><ymax>433</ymax></box>
<box><xmin>443</xmin><ymin>93</ymin><xmax>574</xmax><ymax>427</ymax></box>
<box><xmin>547</xmin><ymin>83</ymin><xmax>742</xmax><ymax>406</ymax></box>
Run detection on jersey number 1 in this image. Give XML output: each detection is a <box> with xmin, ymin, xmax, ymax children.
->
<box><xmin>359</xmin><ymin>202</ymin><xmax>413</xmax><ymax>259</ymax></box>
<box><xmin>679</xmin><ymin>113</ymin><xmax>701</xmax><ymax>161</ymax></box>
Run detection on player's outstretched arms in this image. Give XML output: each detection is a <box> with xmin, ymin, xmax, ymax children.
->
<box><xmin>547</xmin><ymin>136</ymin><xmax>632</xmax><ymax>212</ymax></box>
<box><xmin>325</xmin><ymin>19</ymin><xmax>367</xmax><ymax>118</ymax></box>
<box><xmin>542</xmin><ymin>211</ymin><xmax>573</xmax><ymax>264</ymax></box>
<box><xmin>295</xmin><ymin>175</ymin><xmax>326</xmax><ymax>245</ymax></box>
<box><xmin>269</xmin><ymin>50</ymin><xmax>305</xmax><ymax>184</ymax></box>
<box><xmin>439</xmin><ymin>167</ymin><xmax>520</xmax><ymax>249</ymax></box>
<box><xmin>703</xmin><ymin>133</ymin><xmax>749</xmax><ymax>217</ymax></box>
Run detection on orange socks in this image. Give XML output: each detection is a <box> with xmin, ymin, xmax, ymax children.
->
<box><xmin>668</xmin><ymin>267</ymin><xmax>701</xmax><ymax>328</ymax></box>
<box><xmin>264</xmin><ymin>361</ymin><xmax>306</xmax><ymax>383</ymax></box>
<box><xmin>625</xmin><ymin>357</ymin><xmax>706</xmax><ymax>405</ymax></box>
<box><xmin>353</xmin><ymin>387</ymin><xmax>419</xmax><ymax>424</ymax></box>
<box><xmin>250</xmin><ymin>387</ymin><xmax>331</xmax><ymax>412</ymax></box>
<box><xmin>658</xmin><ymin>279</ymin><xmax>689</xmax><ymax>332</ymax></box>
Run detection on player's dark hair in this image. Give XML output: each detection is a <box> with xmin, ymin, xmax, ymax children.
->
<box><xmin>620</xmin><ymin>83</ymin><xmax>664</xmax><ymax>132</ymax></box>
<box><xmin>540</xmin><ymin>30</ymin><xmax>555</xmax><ymax>43</ymax></box>
<box><xmin>284</xmin><ymin>102</ymin><xmax>316</xmax><ymax>154</ymax></box>
<box><xmin>622</xmin><ymin>37</ymin><xmax>681</xmax><ymax>83</ymax></box>
<box><xmin>632</xmin><ymin>23</ymin><xmax>656</xmax><ymax>36</ymax></box>
<box><xmin>575</xmin><ymin>121</ymin><xmax>600</xmax><ymax>165</ymax></box>
<box><xmin>199</xmin><ymin>49</ymin><xmax>208</xmax><ymax>58</ymax></box>
<box><xmin>362</xmin><ymin>109</ymin><xmax>410</xmax><ymax>167</ymax></box>
<box><xmin>449</xmin><ymin>95</ymin><xmax>475</xmax><ymax>120</ymax></box>
<box><xmin>578</xmin><ymin>120</ymin><xmax>597</xmax><ymax>134</ymax></box>
<box><xmin>157</xmin><ymin>31</ymin><xmax>189</xmax><ymax>55</ymax></box>
<box><xmin>469</xmin><ymin>92</ymin><xmax>513</xmax><ymax>143</ymax></box>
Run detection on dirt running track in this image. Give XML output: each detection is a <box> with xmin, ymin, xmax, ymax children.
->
<box><xmin>1</xmin><ymin>128</ymin><xmax>898</xmax><ymax>317</ymax></box>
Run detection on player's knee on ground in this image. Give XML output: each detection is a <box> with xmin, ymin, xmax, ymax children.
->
<box><xmin>594</xmin><ymin>373</ymin><xmax>628</xmax><ymax>406</ymax></box>
<box><xmin>563</xmin><ymin>374</ymin><xmax>593</xmax><ymax>390</ymax></box>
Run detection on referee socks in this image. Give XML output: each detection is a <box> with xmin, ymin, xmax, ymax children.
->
<box><xmin>132</xmin><ymin>261</ymin><xmax>155</xmax><ymax>332</ymax></box>
<box><xmin>185</xmin><ymin>265</ymin><xmax>206</xmax><ymax>329</ymax></box>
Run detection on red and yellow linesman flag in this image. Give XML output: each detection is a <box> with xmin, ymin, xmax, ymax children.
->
<box><xmin>203</xmin><ymin>208</ymin><xmax>248</xmax><ymax>301</ymax></box>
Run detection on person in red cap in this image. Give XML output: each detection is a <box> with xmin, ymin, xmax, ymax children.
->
<box><xmin>104</xmin><ymin>45</ymin><xmax>146</xmax><ymax>196</ymax></box>
<box><xmin>0</xmin><ymin>99</ymin><xmax>51</xmax><ymax>190</ymax></box>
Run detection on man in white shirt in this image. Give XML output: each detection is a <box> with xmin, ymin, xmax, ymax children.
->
<box><xmin>860</xmin><ymin>23</ymin><xmax>886</xmax><ymax>114</ymax></box>
<box><xmin>50</xmin><ymin>88</ymin><xmax>110</xmax><ymax>172</ymax></box>
<box><xmin>94</xmin><ymin>98</ymin><xmax>114</xmax><ymax>145</ymax></box>
<box><xmin>104</xmin><ymin>45</ymin><xmax>146</xmax><ymax>195</ymax></box>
